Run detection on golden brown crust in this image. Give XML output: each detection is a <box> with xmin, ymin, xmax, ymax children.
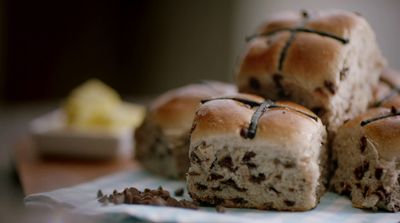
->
<box><xmin>241</xmin><ymin>33</ymin><xmax>290</xmax><ymax>77</ymax></box>
<box><xmin>381</xmin><ymin>96</ymin><xmax>400</xmax><ymax>108</ymax></box>
<box><xmin>305</xmin><ymin>10</ymin><xmax>360</xmax><ymax>38</ymax></box>
<box><xmin>237</xmin><ymin>10</ymin><xmax>365</xmax><ymax>93</ymax></box>
<box><xmin>283</xmin><ymin>32</ymin><xmax>343</xmax><ymax>90</ymax></box>
<box><xmin>191</xmin><ymin>93</ymin><xmax>322</xmax><ymax>146</ymax></box>
<box><xmin>340</xmin><ymin>107</ymin><xmax>400</xmax><ymax>160</ymax></box>
<box><xmin>256</xmin><ymin>11</ymin><xmax>303</xmax><ymax>34</ymax></box>
<box><xmin>149</xmin><ymin>82</ymin><xmax>236</xmax><ymax>133</ymax></box>
<box><xmin>372</xmin><ymin>68</ymin><xmax>400</xmax><ymax>108</ymax></box>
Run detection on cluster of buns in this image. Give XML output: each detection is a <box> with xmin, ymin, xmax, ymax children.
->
<box><xmin>135</xmin><ymin>10</ymin><xmax>400</xmax><ymax>212</ymax></box>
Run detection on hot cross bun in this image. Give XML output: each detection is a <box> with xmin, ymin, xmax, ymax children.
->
<box><xmin>236</xmin><ymin>10</ymin><xmax>386</xmax><ymax>133</ymax></box>
<box><xmin>187</xmin><ymin>93</ymin><xmax>328</xmax><ymax>211</ymax></box>
<box><xmin>135</xmin><ymin>81</ymin><xmax>236</xmax><ymax>178</ymax></box>
<box><xmin>331</xmin><ymin>107</ymin><xmax>400</xmax><ymax>212</ymax></box>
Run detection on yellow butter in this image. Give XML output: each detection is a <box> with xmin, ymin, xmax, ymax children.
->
<box><xmin>64</xmin><ymin>79</ymin><xmax>145</xmax><ymax>132</ymax></box>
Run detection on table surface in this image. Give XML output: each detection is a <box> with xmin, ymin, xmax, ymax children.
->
<box><xmin>14</xmin><ymin>137</ymin><xmax>138</xmax><ymax>195</ymax></box>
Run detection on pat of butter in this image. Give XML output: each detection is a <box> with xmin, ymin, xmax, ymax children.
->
<box><xmin>63</xmin><ymin>79</ymin><xmax>145</xmax><ymax>132</ymax></box>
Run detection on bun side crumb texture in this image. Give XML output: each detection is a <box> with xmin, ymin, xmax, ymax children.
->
<box><xmin>187</xmin><ymin>93</ymin><xmax>328</xmax><ymax>211</ymax></box>
<box><xmin>135</xmin><ymin>82</ymin><xmax>236</xmax><ymax>179</ymax></box>
<box><xmin>331</xmin><ymin>107</ymin><xmax>400</xmax><ymax>212</ymax></box>
<box><xmin>236</xmin><ymin>10</ymin><xmax>386</xmax><ymax>133</ymax></box>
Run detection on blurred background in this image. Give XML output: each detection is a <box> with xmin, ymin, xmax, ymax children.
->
<box><xmin>1</xmin><ymin>0</ymin><xmax>400</xmax><ymax>103</ymax></box>
<box><xmin>1</xmin><ymin>0</ymin><xmax>400</xmax><ymax>222</ymax></box>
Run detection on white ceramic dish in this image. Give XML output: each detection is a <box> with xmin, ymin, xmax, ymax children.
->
<box><xmin>30</xmin><ymin>110</ymin><xmax>133</xmax><ymax>159</ymax></box>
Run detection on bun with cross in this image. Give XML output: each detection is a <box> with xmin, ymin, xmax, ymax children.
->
<box><xmin>135</xmin><ymin>81</ymin><xmax>236</xmax><ymax>179</ymax></box>
<box><xmin>187</xmin><ymin>93</ymin><xmax>328</xmax><ymax>211</ymax></box>
<box><xmin>330</xmin><ymin>106</ymin><xmax>400</xmax><ymax>212</ymax></box>
<box><xmin>236</xmin><ymin>10</ymin><xmax>386</xmax><ymax>133</ymax></box>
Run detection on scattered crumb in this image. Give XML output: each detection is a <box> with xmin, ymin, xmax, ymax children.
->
<box><xmin>97</xmin><ymin>190</ymin><xmax>104</xmax><ymax>198</ymax></box>
<box><xmin>97</xmin><ymin>186</ymin><xmax>198</xmax><ymax>210</ymax></box>
<box><xmin>174</xmin><ymin>188</ymin><xmax>184</xmax><ymax>197</ymax></box>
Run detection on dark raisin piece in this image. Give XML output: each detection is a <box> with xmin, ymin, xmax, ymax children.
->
<box><xmin>245</xmin><ymin>162</ymin><xmax>257</xmax><ymax>169</ymax></box>
<box><xmin>97</xmin><ymin>190</ymin><xmax>104</xmax><ymax>198</ymax></box>
<box><xmin>284</xmin><ymin>200</ymin><xmax>295</xmax><ymax>207</ymax></box>
<box><xmin>331</xmin><ymin>159</ymin><xmax>338</xmax><ymax>172</ymax></box>
<box><xmin>242</xmin><ymin>151</ymin><xmax>257</xmax><ymax>168</ymax></box>
<box><xmin>190</xmin><ymin>152</ymin><xmax>201</xmax><ymax>164</ymax></box>
<box><xmin>242</xmin><ymin>151</ymin><xmax>256</xmax><ymax>162</ymax></box>
<box><xmin>208</xmin><ymin>173</ymin><xmax>224</xmax><ymax>181</ymax></box>
<box><xmin>360</xmin><ymin>136</ymin><xmax>367</xmax><ymax>153</ymax></box>
<box><xmin>267</xmin><ymin>186</ymin><xmax>280</xmax><ymax>196</ymax></box>
<box><xmin>324</xmin><ymin>80</ymin><xmax>337</xmax><ymax>94</ymax></box>
<box><xmin>354</xmin><ymin>161</ymin><xmax>370</xmax><ymax>181</ymax></box>
<box><xmin>174</xmin><ymin>188</ymin><xmax>184</xmax><ymax>197</ymax></box>
<box><xmin>275</xmin><ymin>175</ymin><xmax>282</xmax><ymax>180</ymax></box>
<box><xmin>340</xmin><ymin>67</ymin><xmax>349</xmax><ymax>81</ymax></box>
<box><xmin>375</xmin><ymin>168</ymin><xmax>383</xmax><ymax>180</ymax></box>
<box><xmin>248</xmin><ymin>77</ymin><xmax>261</xmax><ymax>91</ymax></box>
<box><xmin>249</xmin><ymin>173</ymin><xmax>266</xmax><ymax>184</ymax></box>
<box><xmin>195</xmin><ymin>183</ymin><xmax>208</xmax><ymax>191</ymax></box>
<box><xmin>355</xmin><ymin>183</ymin><xmax>361</xmax><ymax>189</ymax></box>
<box><xmin>210</xmin><ymin>157</ymin><xmax>217</xmax><ymax>169</ymax></box>
<box><xmin>283</xmin><ymin>161</ymin><xmax>296</xmax><ymax>168</ymax></box>
<box><xmin>188</xmin><ymin>171</ymin><xmax>200</xmax><ymax>176</ymax></box>
<box><xmin>221</xmin><ymin>179</ymin><xmax>247</xmax><ymax>192</ymax></box>
<box><xmin>273</xmin><ymin>74</ymin><xmax>287</xmax><ymax>97</ymax></box>
<box><xmin>363</xmin><ymin>185</ymin><xmax>370</xmax><ymax>197</ymax></box>
<box><xmin>218</xmin><ymin>156</ymin><xmax>236</xmax><ymax>172</ymax></box>
<box><xmin>211</xmin><ymin>186</ymin><xmax>222</xmax><ymax>191</ymax></box>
